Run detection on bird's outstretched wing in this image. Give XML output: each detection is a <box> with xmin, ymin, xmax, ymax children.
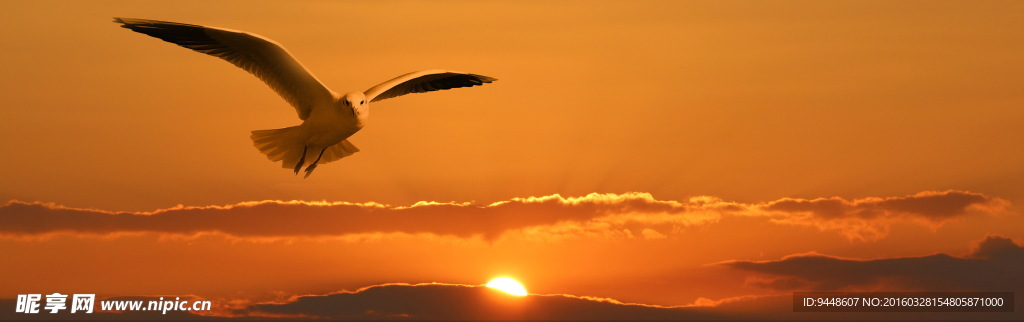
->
<box><xmin>364</xmin><ymin>70</ymin><xmax>496</xmax><ymax>103</ymax></box>
<box><xmin>114</xmin><ymin>17</ymin><xmax>335</xmax><ymax>120</ymax></box>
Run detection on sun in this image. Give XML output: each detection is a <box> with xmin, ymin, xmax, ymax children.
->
<box><xmin>486</xmin><ymin>277</ymin><xmax>528</xmax><ymax>296</ymax></box>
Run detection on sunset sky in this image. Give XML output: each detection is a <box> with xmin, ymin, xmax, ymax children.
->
<box><xmin>2</xmin><ymin>0</ymin><xmax>1023</xmax><ymax>320</ymax></box>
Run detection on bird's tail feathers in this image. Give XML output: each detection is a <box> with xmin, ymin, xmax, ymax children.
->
<box><xmin>251</xmin><ymin>126</ymin><xmax>308</xmax><ymax>169</ymax></box>
<box><xmin>250</xmin><ymin>126</ymin><xmax>359</xmax><ymax>171</ymax></box>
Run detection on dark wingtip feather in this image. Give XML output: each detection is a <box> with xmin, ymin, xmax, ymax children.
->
<box><xmin>472</xmin><ymin>74</ymin><xmax>498</xmax><ymax>83</ymax></box>
<box><xmin>113</xmin><ymin>17</ymin><xmax>131</xmax><ymax>28</ymax></box>
<box><xmin>112</xmin><ymin>18</ymin><xmax>217</xmax><ymax>52</ymax></box>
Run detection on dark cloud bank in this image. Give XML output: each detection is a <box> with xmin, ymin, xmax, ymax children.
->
<box><xmin>723</xmin><ymin>235</ymin><xmax>1024</xmax><ymax>293</ymax></box>
<box><xmin>244</xmin><ymin>283</ymin><xmax>718</xmax><ymax>320</ymax></box>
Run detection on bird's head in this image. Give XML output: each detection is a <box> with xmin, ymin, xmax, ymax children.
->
<box><xmin>341</xmin><ymin>92</ymin><xmax>368</xmax><ymax>118</ymax></box>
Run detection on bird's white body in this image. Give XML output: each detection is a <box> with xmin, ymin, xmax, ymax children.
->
<box><xmin>115</xmin><ymin>18</ymin><xmax>495</xmax><ymax>177</ymax></box>
<box><xmin>305</xmin><ymin>93</ymin><xmax>366</xmax><ymax>147</ymax></box>
<box><xmin>290</xmin><ymin>92</ymin><xmax>368</xmax><ymax>167</ymax></box>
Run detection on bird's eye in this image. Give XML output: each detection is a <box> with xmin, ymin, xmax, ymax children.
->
<box><xmin>360</xmin><ymin>100</ymin><xmax>364</xmax><ymax>105</ymax></box>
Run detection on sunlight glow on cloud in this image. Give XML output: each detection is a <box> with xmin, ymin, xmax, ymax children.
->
<box><xmin>240</xmin><ymin>282</ymin><xmax>709</xmax><ymax>320</ymax></box>
<box><xmin>0</xmin><ymin>190</ymin><xmax>1008</xmax><ymax>242</ymax></box>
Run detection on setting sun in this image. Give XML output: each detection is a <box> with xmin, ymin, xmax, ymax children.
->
<box><xmin>486</xmin><ymin>277</ymin><xmax>528</xmax><ymax>296</ymax></box>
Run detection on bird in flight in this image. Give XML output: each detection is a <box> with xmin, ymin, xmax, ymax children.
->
<box><xmin>114</xmin><ymin>18</ymin><xmax>496</xmax><ymax>177</ymax></box>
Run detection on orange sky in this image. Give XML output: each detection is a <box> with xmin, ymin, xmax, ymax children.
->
<box><xmin>1</xmin><ymin>0</ymin><xmax>1023</xmax><ymax>320</ymax></box>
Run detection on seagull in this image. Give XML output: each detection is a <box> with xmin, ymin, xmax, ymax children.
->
<box><xmin>114</xmin><ymin>18</ymin><xmax>496</xmax><ymax>177</ymax></box>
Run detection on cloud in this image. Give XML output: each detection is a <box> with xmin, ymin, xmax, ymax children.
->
<box><xmin>241</xmin><ymin>283</ymin><xmax>718</xmax><ymax>320</ymax></box>
<box><xmin>758</xmin><ymin>190</ymin><xmax>1009</xmax><ymax>240</ymax></box>
<box><xmin>0</xmin><ymin>193</ymin><xmax>716</xmax><ymax>241</ymax></box>
<box><xmin>720</xmin><ymin>235</ymin><xmax>1024</xmax><ymax>292</ymax></box>
<box><xmin>0</xmin><ymin>190</ymin><xmax>1007</xmax><ymax>241</ymax></box>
